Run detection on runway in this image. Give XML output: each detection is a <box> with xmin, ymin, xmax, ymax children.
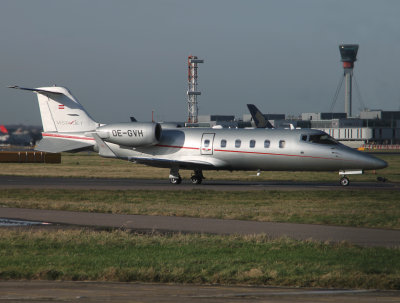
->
<box><xmin>1</xmin><ymin>281</ymin><xmax>399</xmax><ymax>303</ymax></box>
<box><xmin>2</xmin><ymin>207</ymin><xmax>400</xmax><ymax>247</ymax></box>
<box><xmin>0</xmin><ymin>175</ymin><xmax>398</xmax><ymax>191</ymax></box>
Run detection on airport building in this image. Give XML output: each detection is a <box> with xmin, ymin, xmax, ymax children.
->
<box><xmin>241</xmin><ymin>109</ymin><xmax>400</xmax><ymax>147</ymax></box>
<box><xmin>189</xmin><ymin>45</ymin><xmax>400</xmax><ymax>147</ymax></box>
<box><xmin>299</xmin><ymin>110</ymin><xmax>400</xmax><ymax>146</ymax></box>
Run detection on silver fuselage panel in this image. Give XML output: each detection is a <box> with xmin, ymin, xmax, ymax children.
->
<box><xmin>104</xmin><ymin>128</ymin><xmax>386</xmax><ymax>172</ymax></box>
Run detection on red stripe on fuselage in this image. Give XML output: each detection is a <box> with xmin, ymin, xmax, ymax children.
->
<box><xmin>40</xmin><ymin>138</ymin><xmax>344</xmax><ymax>161</ymax></box>
<box><xmin>214</xmin><ymin>148</ymin><xmax>345</xmax><ymax>161</ymax></box>
<box><xmin>155</xmin><ymin>144</ymin><xmax>345</xmax><ymax>161</ymax></box>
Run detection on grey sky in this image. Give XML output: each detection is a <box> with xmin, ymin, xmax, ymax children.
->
<box><xmin>1</xmin><ymin>0</ymin><xmax>400</xmax><ymax>126</ymax></box>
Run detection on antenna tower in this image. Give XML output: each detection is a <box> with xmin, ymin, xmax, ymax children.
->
<box><xmin>187</xmin><ymin>55</ymin><xmax>204</xmax><ymax>123</ymax></box>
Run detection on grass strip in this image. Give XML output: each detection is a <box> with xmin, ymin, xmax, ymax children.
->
<box><xmin>1</xmin><ymin>189</ymin><xmax>399</xmax><ymax>229</ymax></box>
<box><xmin>0</xmin><ymin>229</ymin><xmax>399</xmax><ymax>289</ymax></box>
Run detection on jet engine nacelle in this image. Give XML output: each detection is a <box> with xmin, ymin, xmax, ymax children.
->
<box><xmin>96</xmin><ymin>122</ymin><xmax>162</xmax><ymax>147</ymax></box>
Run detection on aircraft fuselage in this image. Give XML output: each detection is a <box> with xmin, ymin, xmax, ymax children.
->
<box><xmin>105</xmin><ymin>128</ymin><xmax>386</xmax><ymax>172</ymax></box>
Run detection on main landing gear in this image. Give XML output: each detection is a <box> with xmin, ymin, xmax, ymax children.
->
<box><xmin>190</xmin><ymin>169</ymin><xmax>204</xmax><ymax>184</ymax></box>
<box><xmin>169</xmin><ymin>168</ymin><xmax>204</xmax><ymax>184</ymax></box>
<box><xmin>169</xmin><ymin>167</ymin><xmax>182</xmax><ymax>184</ymax></box>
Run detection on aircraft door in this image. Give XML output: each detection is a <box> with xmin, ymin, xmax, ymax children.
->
<box><xmin>200</xmin><ymin>133</ymin><xmax>215</xmax><ymax>155</ymax></box>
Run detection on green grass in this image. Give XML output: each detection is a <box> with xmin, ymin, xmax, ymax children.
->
<box><xmin>1</xmin><ymin>152</ymin><xmax>399</xmax><ymax>289</ymax></box>
<box><xmin>1</xmin><ymin>229</ymin><xmax>399</xmax><ymax>289</ymax></box>
<box><xmin>1</xmin><ymin>189</ymin><xmax>399</xmax><ymax>229</ymax></box>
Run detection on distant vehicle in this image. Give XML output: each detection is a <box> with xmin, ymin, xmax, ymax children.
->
<box><xmin>10</xmin><ymin>86</ymin><xmax>387</xmax><ymax>186</ymax></box>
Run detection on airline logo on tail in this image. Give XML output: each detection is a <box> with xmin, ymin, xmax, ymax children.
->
<box><xmin>0</xmin><ymin>125</ymin><xmax>8</xmax><ymax>134</ymax></box>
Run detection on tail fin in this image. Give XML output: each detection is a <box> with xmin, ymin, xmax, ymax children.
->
<box><xmin>247</xmin><ymin>104</ymin><xmax>274</xmax><ymax>129</ymax></box>
<box><xmin>9</xmin><ymin>86</ymin><xmax>98</xmax><ymax>132</ymax></box>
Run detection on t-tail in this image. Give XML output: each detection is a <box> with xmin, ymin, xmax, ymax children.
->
<box><xmin>9</xmin><ymin>86</ymin><xmax>99</xmax><ymax>153</ymax></box>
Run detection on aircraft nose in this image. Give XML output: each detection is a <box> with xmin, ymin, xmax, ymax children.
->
<box><xmin>360</xmin><ymin>153</ymin><xmax>388</xmax><ymax>170</ymax></box>
<box><xmin>371</xmin><ymin>157</ymin><xmax>388</xmax><ymax>170</ymax></box>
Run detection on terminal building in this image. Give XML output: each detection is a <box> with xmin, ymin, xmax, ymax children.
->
<box><xmin>190</xmin><ymin>109</ymin><xmax>400</xmax><ymax>147</ymax></box>
<box><xmin>242</xmin><ymin>110</ymin><xmax>400</xmax><ymax>147</ymax></box>
<box><xmin>299</xmin><ymin>110</ymin><xmax>400</xmax><ymax>147</ymax></box>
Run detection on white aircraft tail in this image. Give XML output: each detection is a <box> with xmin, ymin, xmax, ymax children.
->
<box><xmin>10</xmin><ymin>86</ymin><xmax>99</xmax><ymax>153</ymax></box>
<box><xmin>9</xmin><ymin>86</ymin><xmax>99</xmax><ymax>133</ymax></box>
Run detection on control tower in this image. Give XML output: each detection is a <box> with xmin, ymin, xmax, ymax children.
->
<box><xmin>339</xmin><ymin>44</ymin><xmax>359</xmax><ymax>117</ymax></box>
<box><xmin>187</xmin><ymin>55</ymin><xmax>204</xmax><ymax>123</ymax></box>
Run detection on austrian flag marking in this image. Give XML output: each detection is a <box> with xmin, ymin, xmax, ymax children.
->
<box><xmin>58</xmin><ymin>104</ymin><xmax>65</xmax><ymax>110</ymax></box>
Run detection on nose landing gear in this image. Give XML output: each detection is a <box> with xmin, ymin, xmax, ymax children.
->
<box><xmin>340</xmin><ymin>176</ymin><xmax>350</xmax><ymax>187</ymax></box>
<box><xmin>338</xmin><ymin>170</ymin><xmax>362</xmax><ymax>187</ymax></box>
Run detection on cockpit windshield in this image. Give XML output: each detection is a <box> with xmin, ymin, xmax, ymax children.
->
<box><xmin>308</xmin><ymin>134</ymin><xmax>338</xmax><ymax>145</ymax></box>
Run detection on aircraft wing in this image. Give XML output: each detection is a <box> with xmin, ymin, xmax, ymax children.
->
<box><xmin>131</xmin><ymin>156</ymin><xmax>225</xmax><ymax>169</ymax></box>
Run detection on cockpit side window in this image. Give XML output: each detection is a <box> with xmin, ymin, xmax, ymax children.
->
<box><xmin>301</xmin><ymin>135</ymin><xmax>308</xmax><ymax>142</ymax></box>
<box><xmin>309</xmin><ymin>134</ymin><xmax>338</xmax><ymax>145</ymax></box>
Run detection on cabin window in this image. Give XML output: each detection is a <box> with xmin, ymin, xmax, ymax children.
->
<box><xmin>204</xmin><ymin>139</ymin><xmax>210</xmax><ymax>147</ymax></box>
<box><xmin>220</xmin><ymin>139</ymin><xmax>227</xmax><ymax>148</ymax></box>
<box><xmin>279</xmin><ymin>140</ymin><xmax>286</xmax><ymax>148</ymax></box>
<box><xmin>264</xmin><ymin>140</ymin><xmax>270</xmax><ymax>148</ymax></box>
<box><xmin>249</xmin><ymin>140</ymin><xmax>256</xmax><ymax>148</ymax></box>
<box><xmin>301</xmin><ymin>135</ymin><xmax>308</xmax><ymax>142</ymax></box>
<box><xmin>235</xmin><ymin>139</ymin><xmax>241</xmax><ymax>148</ymax></box>
<box><xmin>309</xmin><ymin>134</ymin><xmax>338</xmax><ymax>145</ymax></box>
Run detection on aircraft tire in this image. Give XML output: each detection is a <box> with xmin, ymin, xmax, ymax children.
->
<box><xmin>340</xmin><ymin>176</ymin><xmax>350</xmax><ymax>187</ymax></box>
<box><xmin>190</xmin><ymin>176</ymin><xmax>202</xmax><ymax>184</ymax></box>
<box><xmin>170</xmin><ymin>177</ymin><xmax>182</xmax><ymax>184</ymax></box>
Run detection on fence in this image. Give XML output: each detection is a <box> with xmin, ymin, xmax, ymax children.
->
<box><xmin>0</xmin><ymin>151</ymin><xmax>61</xmax><ymax>163</ymax></box>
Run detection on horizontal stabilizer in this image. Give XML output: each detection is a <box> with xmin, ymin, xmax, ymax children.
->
<box><xmin>35</xmin><ymin>137</ymin><xmax>94</xmax><ymax>153</ymax></box>
<box><xmin>8</xmin><ymin>86</ymin><xmax>63</xmax><ymax>95</ymax></box>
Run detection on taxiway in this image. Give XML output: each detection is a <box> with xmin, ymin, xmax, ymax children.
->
<box><xmin>0</xmin><ymin>175</ymin><xmax>397</xmax><ymax>191</ymax></box>
<box><xmin>2</xmin><ymin>207</ymin><xmax>400</xmax><ymax>247</ymax></box>
<box><xmin>1</xmin><ymin>281</ymin><xmax>399</xmax><ymax>303</ymax></box>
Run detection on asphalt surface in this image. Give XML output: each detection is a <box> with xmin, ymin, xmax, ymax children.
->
<box><xmin>2</xmin><ymin>207</ymin><xmax>400</xmax><ymax>247</ymax></box>
<box><xmin>1</xmin><ymin>281</ymin><xmax>399</xmax><ymax>303</ymax></box>
<box><xmin>0</xmin><ymin>175</ymin><xmax>398</xmax><ymax>191</ymax></box>
<box><xmin>1</xmin><ymin>175</ymin><xmax>399</xmax><ymax>301</ymax></box>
